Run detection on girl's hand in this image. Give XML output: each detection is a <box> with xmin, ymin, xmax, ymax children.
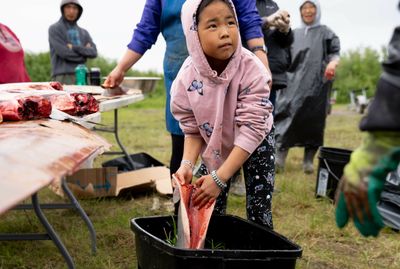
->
<box><xmin>173</xmin><ymin>164</ymin><xmax>193</xmax><ymax>187</ymax></box>
<box><xmin>192</xmin><ymin>175</ymin><xmax>221</xmax><ymax>209</ymax></box>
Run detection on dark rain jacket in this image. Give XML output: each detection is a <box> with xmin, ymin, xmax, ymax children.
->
<box><xmin>256</xmin><ymin>0</ymin><xmax>293</xmax><ymax>88</ymax></box>
<box><xmin>274</xmin><ymin>0</ymin><xmax>340</xmax><ymax>150</ymax></box>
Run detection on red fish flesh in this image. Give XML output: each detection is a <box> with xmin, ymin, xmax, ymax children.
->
<box><xmin>0</xmin><ymin>96</ymin><xmax>51</xmax><ymax>121</ymax></box>
<box><xmin>173</xmin><ymin>176</ymin><xmax>215</xmax><ymax>249</ymax></box>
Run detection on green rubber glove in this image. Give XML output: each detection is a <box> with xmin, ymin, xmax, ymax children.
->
<box><xmin>336</xmin><ymin>189</ymin><xmax>383</xmax><ymax>237</ymax></box>
<box><xmin>335</xmin><ymin>132</ymin><xmax>400</xmax><ymax>237</ymax></box>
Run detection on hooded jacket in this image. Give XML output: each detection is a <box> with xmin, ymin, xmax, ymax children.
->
<box><xmin>127</xmin><ymin>0</ymin><xmax>264</xmax><ymax>136</ymax></box>
<box><xmin>171</xmin><ymin>0</ymin><xmax>273</xmax><ymax>171</ymax></box>
<box><xmin>274</xmin><ymin>0</ymin><xmax>340</xmax><ymax>149</ymax></box>
<box><xmin>48</xmin><ymin>0</ymin><xmax>97</xmax><ymax>77</ymax></box>
<box><xmin>0</xmin><ymin>23</ymin><xmax>31</xmax><ymax>83</ymax></box>
<box><xmin>299</xmin><ymin>0</ymin><xmax>321</xmax><ymax>29</ymax></box>
<box><xmin>360</xmin><ymin>3</ymin><xmax>400</xmax><ymax>131</ymax></box>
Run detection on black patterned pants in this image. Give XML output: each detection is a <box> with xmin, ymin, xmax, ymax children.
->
<box><xmin>197</xmin><ymin>127</ymin><xmax>275</xmax><ymax>229</ymax></box>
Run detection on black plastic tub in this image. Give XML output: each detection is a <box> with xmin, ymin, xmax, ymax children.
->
<box><xmin>131</xmin><ymin>215</ymin><xmax>302</xmax><ymax>269</ymax></box>
<box><xmin>316</xmin><ymin>147</ymin><xmax>352</xmax><ymax>200</ymax></box>
<box><xmin>102</xmin><ymin>152</ymin><xmax>164</xmax><ymax>172</ymax></box>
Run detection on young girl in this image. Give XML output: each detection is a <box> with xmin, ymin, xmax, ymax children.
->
<box><xmin>171</xmin><ymin>0</ymin><xmax>275</xmax><ymax>228</ymax></box>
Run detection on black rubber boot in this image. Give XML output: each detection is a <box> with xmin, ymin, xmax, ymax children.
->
<box><xmin>303</xmin><ymin>147</ymin><xmax>318</xmax><ymax>174</ymax></box>
<box><xmin>275</xmin><ymin>148</ymin><xmax>289</xmax><ymax>173</ymax></box>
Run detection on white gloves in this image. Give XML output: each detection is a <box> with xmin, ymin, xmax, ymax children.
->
<box><xmin>262</xmin><ymin>10</ymin><xmax>291</xmax><ymax>33</ymax></box>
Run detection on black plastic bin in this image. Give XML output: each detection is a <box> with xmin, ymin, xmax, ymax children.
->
<box><xmin>102</xmin><ymin>152</ymin><xmax>164</xmax><ymax>172</ymax></box>
<box><xmin>315</xmin><ymin>147</ymin><xmax>352</xmax><ymax>200</ymax></box>
<box><xmin>131</xmin><ymin>215</ymin><xmax>302</xmax><ymax>269</ymax></box>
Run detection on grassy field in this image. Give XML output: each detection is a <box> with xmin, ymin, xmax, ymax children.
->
<box><xmin>0</xmin><ymin>89</ymin><xmax>399</xmax><ymax>269</ymax></box>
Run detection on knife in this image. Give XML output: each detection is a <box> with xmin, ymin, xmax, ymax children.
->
<box><xmin>100</xmin><ymin>85</ymin><xmax>130</xmax><ymax>97</ymax></box>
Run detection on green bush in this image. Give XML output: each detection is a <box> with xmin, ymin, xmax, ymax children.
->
<box><xmin>334</xmin><ymin>47</ymin><xmax>383</xmax><ymax>103</ymax></box>
<box><xmin>24</xmin><ymin>51</ymin><xmax>166</xmax><ymax>108</ymax></box>
<box><xmin>25</xmin><ymin>51</ymin><xmax>52</xmax><ymax>82</ymax></box>
<box><xmin>24</xmin><ymin>47</ymin><xmax>386</xmax><ymax>105</ymax></box>
<box><xmin>24</xmin><ymin>51</ymin><xmax>164</xmax><ymax>85</ymax></box>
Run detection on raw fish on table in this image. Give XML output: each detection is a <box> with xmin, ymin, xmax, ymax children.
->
<box><xmin>0</xmin><ymin>82</ymin><xmax>99</xmax><ymax>121</ymax></box>
<box><xmin>0</xmin><ymin>96</ymin><xmax>51</xmax><ymax>121</ymax></box>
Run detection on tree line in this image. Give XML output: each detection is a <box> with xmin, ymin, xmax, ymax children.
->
<box><xmin>24</xmin><ymin>47</ymin><xmax>386</xmax><ymax>103</ymax></box>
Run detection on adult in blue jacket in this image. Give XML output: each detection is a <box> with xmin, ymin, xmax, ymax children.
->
<box><xmin>104</xmin><ymin>0</ymin><xmax>271</xmax><ymax>176</ymax></box>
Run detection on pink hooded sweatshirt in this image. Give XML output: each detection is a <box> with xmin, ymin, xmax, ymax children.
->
<box><xmin>170</xmin><ymin>0</ymin><xmax>273</xmax><ymax>171</ymax></box>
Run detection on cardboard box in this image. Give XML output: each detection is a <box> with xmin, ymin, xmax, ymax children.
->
<box><xmin>66</xmin><ymin>166</ymin><xmax>172</xmax><ymax>198</ymax></box>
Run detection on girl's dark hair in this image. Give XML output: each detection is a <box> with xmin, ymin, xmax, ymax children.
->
<box><xmin>196</xmin><ymin>0</ymin><xmax>235</xmax><ymax>24</ymax></box>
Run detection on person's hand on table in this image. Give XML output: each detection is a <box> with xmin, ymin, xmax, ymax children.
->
<box><xmin>103</xmin><ymin>67</ymin><xmax>125</xmax><ymax>88</ymax></box>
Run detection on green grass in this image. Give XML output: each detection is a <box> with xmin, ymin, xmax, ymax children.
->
<box><xmin>0</xmin><ymin>88</ymin><xmax>399</xmax><ymax>268</ymax></box>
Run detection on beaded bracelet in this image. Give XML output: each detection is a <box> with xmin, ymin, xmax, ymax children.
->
<box><xmin>211</xmin><ymin>170</ymin><xmax>227</xmax><ymax>190</ymax></box>
<box><xmin>181</xmin><ymin>159</ymin><xmax>194</xmax><ymax>170</ymax></box>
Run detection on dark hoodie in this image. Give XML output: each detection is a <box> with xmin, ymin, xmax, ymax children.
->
<box><xmin>48</xmin><ymin>0</ymin><xmax>97</xmax><ymax>77</ymax></box>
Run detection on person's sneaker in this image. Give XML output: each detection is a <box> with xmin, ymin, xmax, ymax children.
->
<box><xmin>303</xmin><ymin>162</ymin><xmax>314</xmax><ymax>174</ymax></box>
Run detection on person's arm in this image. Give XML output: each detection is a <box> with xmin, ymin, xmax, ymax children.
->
<box><xmin>103</xmin><ymin>49</ymin><xmax>143</xmax><ymax>88</ymax></box>
<box><xmin>192</xmin><ymin>146</ymin><xmax>249</xmax><ymax>208</ymax></box>
<box><xmin>324</xmin><ymin>27</ymin><xmax>341</xmax><ymax>80</ymax></box>
<box><xmin>49</xmin><ymin>26</ymin><xmax>85</xmax><ymax>62</ymax></box>
<box><xmin>104</xmin><ymin>0</ymin><xmax>162</xmax><ymax>87</ymax></box>
<box><xmin>72</xmin><ymin>29</ymin><xmax>97</xmax><ymax>58</ymax></box>
<box><xmin>233</xmin><ymin>0</ymin><xmax>271</xmax><ymax>72</ymax></box>
<box><xmin>127</xmin><ymin>0</ymin><xmax>162</xmax><ymax>55</ymax></box>
<box><xmin>235</xmin><ymin>66</ymin><xmax>272</xmax><ymax>155</ymax></box>
<box><xmin>274</xmin><ymin>29</ymin><xmax>294</xmax><ymax>48</ymax></box>
<box><xmin>233</xmin><ymin>0</ymin><xmax>262</xmax><ymax>42</ymax></box>
<box><xmin>170</xmin><ymin>68</ymin><xmax>203</xmax><ymax>184</ymax></box>
<box><xmin>246</xmin><ymin>38</ymin><xmax>270</xmax><ymax>71</ymax></box>
<box><xmin>174</xmin><ymin>136</ymin><xmax>203</xmax><ymax>185</ymax></box>
<box><xmin>193</xmin><ymin>64</ymin><xmax>273</xmax><ymax>208</ymax></box>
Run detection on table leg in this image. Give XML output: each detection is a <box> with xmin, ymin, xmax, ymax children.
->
<box><xmin>112</xmin><ymin>109</ymin><xmax>136</xmax><ymax>170</ymax></box>
<box><xmin>31</xmin><ymin>193</ymin><xmax>75</xmax><ymax>269</ymax></box>
<box><xmin>95</xmin><ymin>109</ymin><xmax>136</xmax><ymax>170</ymax></box>
<box><xmin>61</xmin><ymin>179</ymin><xmax>97</xmax><ymax>255</ymax></box>
<box><xmin>0</xmin><ymin>193</ymin><xmax>75</xmax><ymax>269</ymax></box>
<box><xmin>13</xmin><ymin>179</ymin><xmax>97</xmax><ymax>255</ymax></box>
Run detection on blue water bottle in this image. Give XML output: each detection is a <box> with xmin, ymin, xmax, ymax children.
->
<box><xmin>75</xmin><ymin>64</ymin><xmax>88</xmax><ymax>85</ymax></box>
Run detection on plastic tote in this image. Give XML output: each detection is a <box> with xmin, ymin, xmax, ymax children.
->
<box><xmin>378</xmin><ymin>164</ymin><xmax>400</xmax><ymax>230</ymax></box>
<box><xmin>315</xmin><ymin>147</ymin><xmax>352</xmax><ymax>200</ymax></box>
<box><xmin>102</xmin><ymin>152</ymin><xmax>164</xmax><ymax>172</ymax></box>
<box><xmin>131</xmin><ymin>214</ymin><xmax>302</xmax><ymax>269</ymax></box>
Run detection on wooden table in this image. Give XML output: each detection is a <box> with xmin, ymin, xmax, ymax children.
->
<box><xmin>0</xmin><ymin>120</ymin><xmax>110</xmax><ymax>268</ymax></box>
<box><xmin>0</xmin><ymin>85</ymin><xmax>145</xmax><ymax>268</ymax></box>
